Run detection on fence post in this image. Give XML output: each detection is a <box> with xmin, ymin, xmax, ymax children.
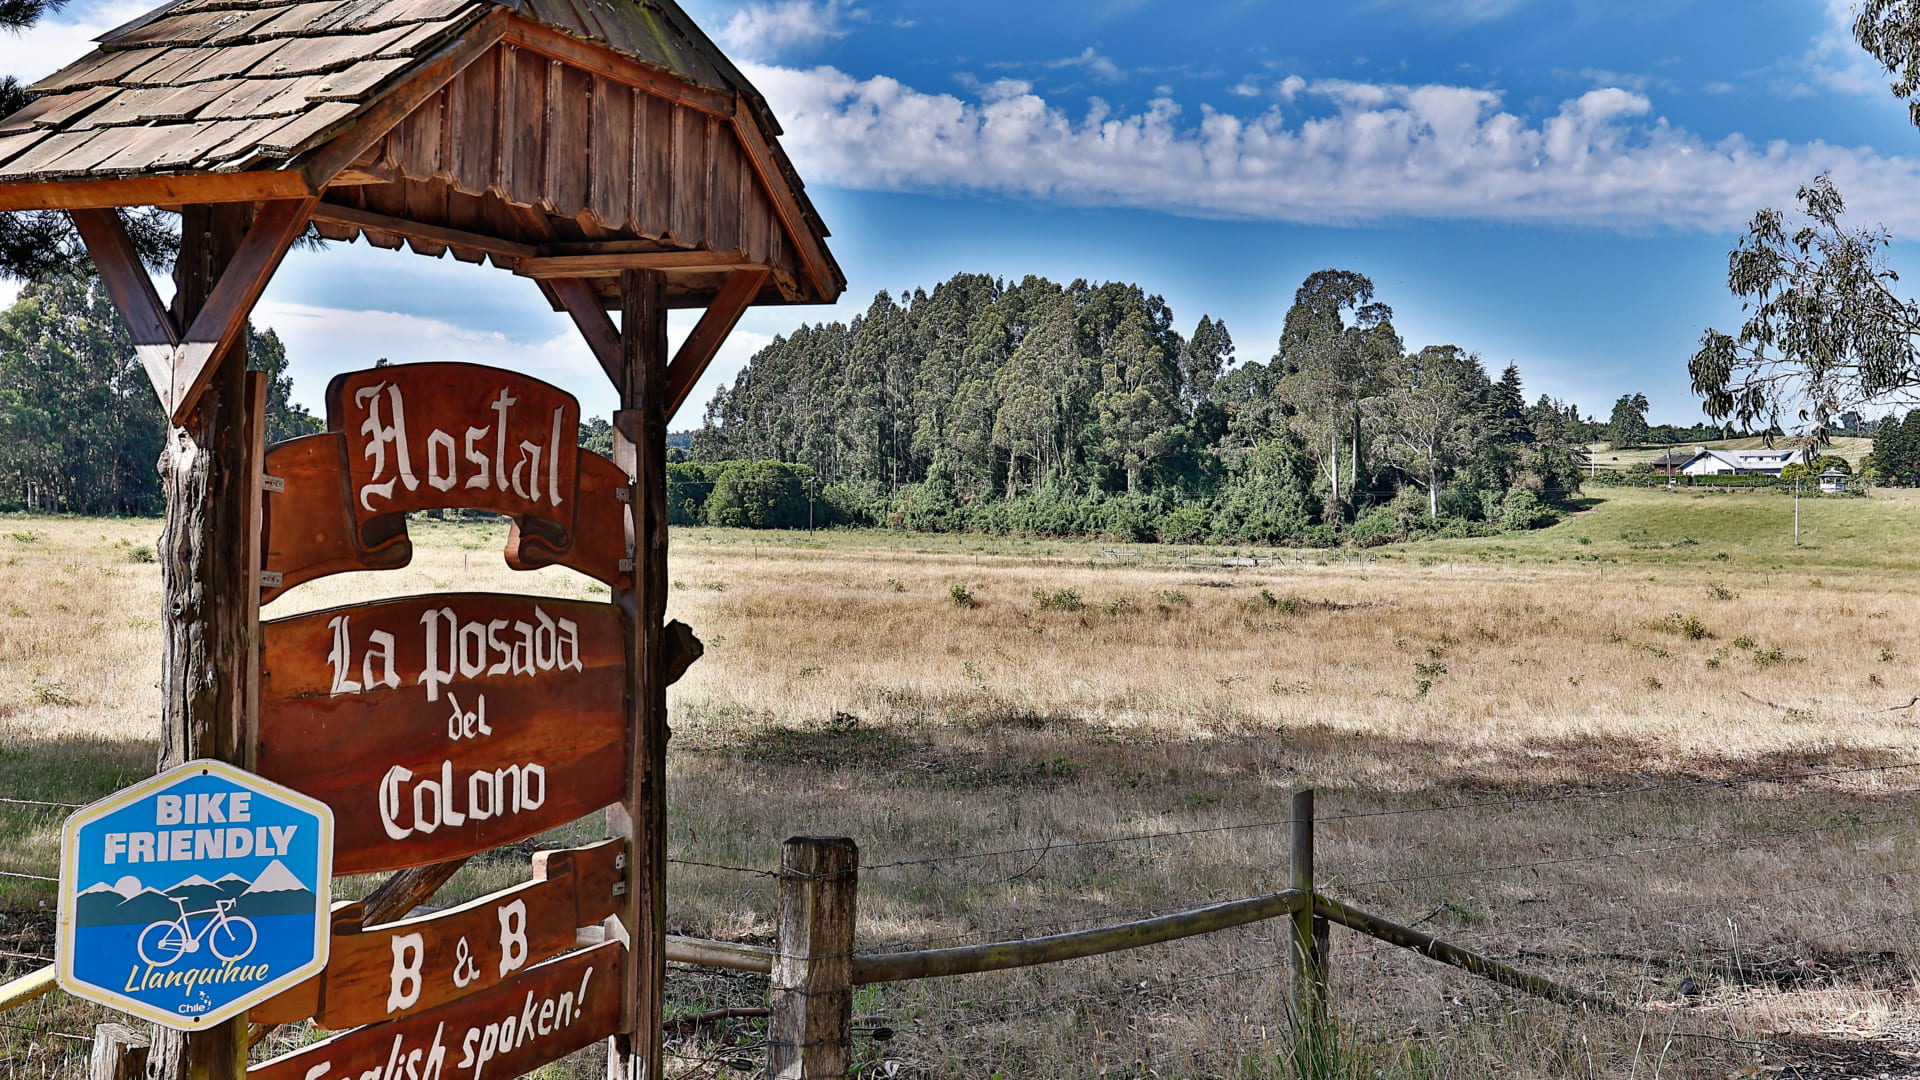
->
<box><xmin>1291</xmin><ymin>789</ymin><xmax>1329</xmax><ymax>1026</ymax></box>
<box><xmin>770</xmin><ymin>837</ymin><xmax>858</xmax><ymax>1080</ymax></box>
<box><xmin>90</xmin><ymin>1022</ymin><xmax>150</xmax><ymax>1080</ymax></box>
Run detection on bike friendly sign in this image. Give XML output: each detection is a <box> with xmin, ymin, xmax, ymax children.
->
<box><xmin>58</xmin><ymin>760</ymin><xmax>334</xmax><ymax>1028</ymax></box>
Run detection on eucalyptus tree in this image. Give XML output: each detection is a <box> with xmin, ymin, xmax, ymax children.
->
<box><xmin>1688</xmin><ymin>176</ymin><xmax>1919</xmax><ymax>437</ymax></box>
<box><xmin>1375</xmin><ymin>345</ymin><xmax>1487</xmax><ymax>519</ymax></box>
<box><xmin>1275</xmin><ymin>270</ymin><xmax>1398</xmax><ymax>510</ymax></box>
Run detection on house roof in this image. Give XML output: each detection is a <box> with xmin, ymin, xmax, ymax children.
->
<box><xmin>0</xmin><ymin>0</ymin><xmax>844</xmax><ymax>307</ymax></box>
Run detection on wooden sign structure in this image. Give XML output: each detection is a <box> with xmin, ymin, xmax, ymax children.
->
<box><xmin>0</xmin><ymin>1</ymin><xmax>845</xmax><ymax>1074</ymax></box>
<box><xmin>242</xmin><ymin>365</ymin><xmax>637</xmax><ymax>1073</ymax></box>
<box><xmin>253</xmin><ymin>840</ymin><xmax>623</xmax><ymax>1030</ymax></box>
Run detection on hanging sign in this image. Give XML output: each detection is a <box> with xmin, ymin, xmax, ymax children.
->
<box><xmin>259</xmin><ymin>363</ymin><xmax>630</xmax><ymax>601</ymax></box>
<box><xmin>248</xmin><ymin>941</ymin><xmax>623</xmax><ymax>1080</ymax></box>
<box><xmin>56</xmin><ymin>760</ymin><xmax>334</xmax><ymax>1029</ymax></box>
<box><xmin>257</xmin><ymin>593</ymin><xmax>626</xmax><ymax>875</ymax></box>
<box><xmin>250</xmin><ymin>839</ymin><xmax>624</xmax><ymax>1028</ymax></box>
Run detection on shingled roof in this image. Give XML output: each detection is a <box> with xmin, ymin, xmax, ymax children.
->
<box><xmin>0</xmin><ymin>0</ymin><xmax>844</xmax><ymax>308</ymax></box>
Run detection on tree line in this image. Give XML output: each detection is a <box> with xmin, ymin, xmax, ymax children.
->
<box><xmin>690</xmin><ymin>271</ymin><xmax>1614</xmax><ymax>543</ymax></box>
<box><xmin>0</xmin><ymin>275</ymin><xmax>320</xmax><ymax>515</ymax></box>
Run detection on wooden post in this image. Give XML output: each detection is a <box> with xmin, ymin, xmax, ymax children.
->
<box><xmin>146</xmin><ymin>202</ymin><xmax>259</xmax><ymax>1080</ymax></box>
<box><xmin>1290</xmin><ymin>789</ymin><xmax>1328</xmax><ymax>1027</ymax></box>
<box><xmin>608</xmin><ymin>268</ymin><xmax>669</xmax><ymax>1080</ymax></box>
<box><xmin>769</xmin><ymin>837</ymin><xmax>858</xmax><ymax>1080</ymax></box>
<box><xmin>90</xmin><ymin>1022</ymin><xmax>151</xmax><ymax>1080</ymax></box>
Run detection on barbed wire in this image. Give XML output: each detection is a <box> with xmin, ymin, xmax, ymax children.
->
<box><xmin>1328</xmin><ymin>810</ymin><xmax>1920</xmax><ymax>894</ymax></box>
<box><xmin>857</xmin><ymin>760</ymin><xmax>1920</xmax><ymax>876</ymax></box>
<box><xmin>0</xmin><ymin>797</ymin><xmax>79</xmax><ymax>810</ymax></box>
<box><xmin>0</xmin><ymin>869</ymin><xmax>55</xmax><ymax>883</ymax></box>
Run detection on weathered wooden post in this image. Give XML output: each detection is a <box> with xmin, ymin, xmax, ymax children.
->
<box><xmin>147</xmin><ymin>203</ymin><xmax>267</xmax><ymax>1080</ymax></box>
<box><xmin>89</xmin><ymin>1022</ymin><xmax>151</xmax><ymax>1080</ymax></box>
<box><xmin>1290</xmin><ymin>789</ymin><xmax>1329</xmax><ymax>1027</ymax></box>
<box><xmin>609</xmin><ymin>268</ymin><xmax>672</xmax><ymax>1080</ymax></box>
<box><xmin>770</xmin><ymin>837</ymin><xmax>858</xmax><ymax>1080</ymax></box>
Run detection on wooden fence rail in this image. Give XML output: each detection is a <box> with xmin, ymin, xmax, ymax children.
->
<box><xmin>1</xmin><ymin>788</ymin><xmax>1614</xmax><ymax>1079</ymax></box>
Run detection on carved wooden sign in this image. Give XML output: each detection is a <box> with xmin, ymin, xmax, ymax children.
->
<box><xmin>251</xmin><ymin>839</ymin><xmax>623</xmax><ymax>1029</ymax></box>
<box><xmin>260</xmin><ymin>362</ymin><xmax>632</xmax><ymax>600</ymax></box>
<box><xmin>257</xmin><ymin>593</ymin><xmax>626</xmax><ymax>875</ymax></box>
<box><xmin>248</xmin><ymin>941</ymin><xmax>623</xmax><ymax>1080</ymax></box>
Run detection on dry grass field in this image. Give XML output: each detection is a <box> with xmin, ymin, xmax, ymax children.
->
<box><xmin>6</xmin><ymin>486</ymin><xmax>1920</xmax><ymax>1078</ymax></box>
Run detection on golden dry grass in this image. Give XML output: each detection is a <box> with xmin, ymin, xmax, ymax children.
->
<box><xmin>4</xmin><ymin>488</ymin><xmax>1920</xmax><ymax>1078</ymax></box>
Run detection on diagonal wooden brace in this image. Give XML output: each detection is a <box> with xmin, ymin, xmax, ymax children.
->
<box><xmin>666</xmin><ymin>267</ymin><xmax>768</xmax><ymax>421</ymax></box>
<box><xmin>550</xmin><ymin>276</ymin><xmax>621</xmax><ymax>386</ymax></box>
<box><xmin>69</xmin><ymin>207</ymin><xmax>177</xmax><ymax>406</ymax></box>
<box><xmin>72</xmin><ymin>198</ymin><xmax>317</xmax><ymax>424</ymax></box>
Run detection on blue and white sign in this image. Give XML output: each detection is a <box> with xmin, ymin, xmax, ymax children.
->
<box><xmin>57</xmin><ymin>759</ymin><xmax>334</xmax><ymax>1029</ymax></box>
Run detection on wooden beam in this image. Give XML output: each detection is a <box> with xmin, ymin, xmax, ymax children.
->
<box><xmin>550</xmin><ymin>276</ymin><xmax>622</xmax><ymax>386</ymax></box>
<box><xmin>309</xmin><ymin>203</ymin><xmax>538</xmax><ymax>260</ymax></box>
<box><xmin>666</xmin><ymin>267</ymin><xmax>768</xmax><ymax>421</ymax></box>
<box><xmin>0</xmin><ymin>170</ymin><xmax>313</xmax><ymax>212</ymax></box>
<box><xmin>501</xmin><ymin>21</ymin><xmax>735</xmax><ymax>119</ymax></box>
<box><xmin>296</xmin><ymin>7</ymin><xmax>511</xmax><ymax>189</ymax></box>
<box><xmin>607</xmin><ymin>268</ymin><xmax>668</xmax><ymax>1080</ymax></box>
<box><xmin>167</xmin><ymin>197</ymin><xmax>317</xmax><ymax>425</ymax></box>
<box><xmin>729</xmin><ymin>112</ymin><xmax>840</xmax><ymax>304</ymax></box>
<box><xmin>69</xmin><ymin>208</ymin><xmax>178</xmax><ymax>408</ymax></box>
<box><xmin>514</xmin><ymin>251</ymin><xmax>763</xmax><ymax>278</ymax></box>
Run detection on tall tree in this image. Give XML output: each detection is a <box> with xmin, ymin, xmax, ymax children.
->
<box><xmin>1689</xmin><ymin>176</ymin><xmax>1917</xmax><ymax>437</ymax></box>
<box><xmin>1275</xmin><ymin>270</ymin><xmax>1396</xmax><ymax>511</ymax></box>
<box><xmin>1375</xmin><ymin>345</ymin><xmax>1486</xmax><ymax>518</ymax></box>
<box><xmin>0</xmin><ymin>275</ymin><xmax>165</xmax><ymax>513</ymax></box>
<box><xmin>1608</xmin><ymin>393</ymin><xmax>1651</xmax><ymax>449</ymax></box>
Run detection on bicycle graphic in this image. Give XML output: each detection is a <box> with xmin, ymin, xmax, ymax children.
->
<box><xmin>136</xmin><ymin>896</ymin><xmax>258</xmax><ymax>967</ymax></box>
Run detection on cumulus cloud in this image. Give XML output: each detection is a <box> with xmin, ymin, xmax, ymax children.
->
<box><xmin>1803</xmin><ymin>0</ymin><xmax>1887</xmax><ymax>97</ymax></box>
<box><xmin>743</xmin><ymin>62</ymin><xmax>1920</xmax><ymax>232</ymax></box>
<box><xmin>719</xmin><ymin>0</ymin><xmax>858</xmax><ymax>62</ymax></box>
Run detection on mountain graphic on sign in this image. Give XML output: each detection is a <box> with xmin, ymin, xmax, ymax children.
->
<box><xmin>74</xmin><ymin>861</ymin><xmax>315</xmax><ymax>927</ymax></box>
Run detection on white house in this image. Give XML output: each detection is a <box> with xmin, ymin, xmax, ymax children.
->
<box><xmin>1678</xmin><ymin>446</ymin><xmax>1815</xmax><ymax>477</ymax></box>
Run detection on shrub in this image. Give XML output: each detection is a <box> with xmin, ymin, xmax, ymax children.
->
<box><xmin>1499</xmin><ymin>489</ymin><xmax>1560</xmax><ymax>531</ymax></box>
<box><xmin>949</xmin><ymin>584</ymin><xmax>977</xmax><ymax>608</ymax></box>
<box><xmin>1033</xmin><ymin>587</ymin><xmax>1081</xmax><ymax>611</ymax></box>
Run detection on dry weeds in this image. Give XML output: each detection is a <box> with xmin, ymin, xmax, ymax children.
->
<box><xmin>4</xmin><ymin>489</ymin><xmax>1920</xmax><ymax>1078</ymax></box>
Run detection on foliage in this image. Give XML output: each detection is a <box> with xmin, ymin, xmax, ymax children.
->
<box><xmin>1690</xmin><ymin>175</ymin><xmax>1920</xmax><ymax>435</ymax></box>
<box><xmin>1607</xmin><ymin>393</ymin><xmax>1651</xmax><ymax>449</ymax></box>
<box><xmin>1869</xmin><ymin>410</ymin><xmax>1920</xmax><ymax>484</ymax></box>
<box><xmin>0</xmin><ymin>276</ymin><xmax>311</xmax><ymax>513</ymax></box>
<box><xmin>697</xmin><ymin>271</ymin><xmax>1587</xmax><ymax>542</ymax></box>
<box><xmin>0</xmin><ymin>276</ymin><xmax>165</xmax><ymax>513</ymax></box>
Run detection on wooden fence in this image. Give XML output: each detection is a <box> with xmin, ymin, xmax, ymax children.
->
<box><xmin>0</xmin><ymin>789</ymin><xmax>1615</xmax><ymax>1079</ymax></box>
<box><xmin>659</xmin><ymin>789</ymin><xmax>1615</xmax><ymax>1079</ymax></box>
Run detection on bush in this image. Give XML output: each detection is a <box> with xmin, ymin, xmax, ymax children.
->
<box><xmin>704</xmin><ymin>461</ymin><xmax>814</xmax><ymax>528</ymax></box>
<box><xmin>1499</xmin><ymin>489</ymin><xmax>1560</xmax><ymax>531</ymax></box>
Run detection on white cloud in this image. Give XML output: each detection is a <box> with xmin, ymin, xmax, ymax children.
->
<box><xmin>744</xmin><ymin>61</ymin><xmax>1920</xmax><ymax>232</ymax></box>
<box><xmin>254</xmin><ymin>299</ymin><xmax>770</xmax><ymax>425</ymax></box>
<box><xmin>1804</xmin><ymin>0</ymin><xmax>1886</xmax><ymax>97</ymax></box>
<box><xmin>0</xmin><ymin>0</ymin><xmax>153</xmax><ymax>86</ymax></box>
<box><xmin>719</xmin><ymin>0</ymin><xmax>858</xmax><ymax>62</ymax></box>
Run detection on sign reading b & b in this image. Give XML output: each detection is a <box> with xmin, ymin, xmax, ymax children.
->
<box><xmin>57</xmin><ymin>761</ymin><xmax>334</xmax><ymax>1028</ymax></box>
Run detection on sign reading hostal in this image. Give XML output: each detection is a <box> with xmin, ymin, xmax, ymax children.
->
<box><xmin>57</xmin><ymin>760</ymin><xmax>334</xmax><ymax>1029</ymax></box>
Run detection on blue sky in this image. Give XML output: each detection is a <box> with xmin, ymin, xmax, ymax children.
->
<box><xmin>7</xmin><ymin>0</ymin><xmax>1920</xmax><ymax>426</ymax></box>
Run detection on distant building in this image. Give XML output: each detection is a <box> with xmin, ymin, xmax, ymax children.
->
<box><xmin>1678</xmin><ymin>446</ymin><xmax>1815</xmax><ymax>477</ymax></box>
<box><xmin>1649</xmin><ymin>451</ymin><xmax>1694</xmax><ymax>476</ymax></box>
<box><xmin>1819</xmin><ymin>468</ymin><xmax>1848</xmax><ymax>493</ymax></box>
